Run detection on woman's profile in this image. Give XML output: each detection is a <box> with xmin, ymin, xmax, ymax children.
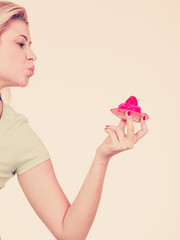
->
<box><xmin>0</xmin><ymin>1</ymin><xmax>148</xmax><ymax>239</ymax></box>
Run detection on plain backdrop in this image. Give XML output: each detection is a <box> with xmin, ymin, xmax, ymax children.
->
<box><xmin>0</xmin><ymin>0</ymin><xmax>180</xmax><ymax>239</ymax></box>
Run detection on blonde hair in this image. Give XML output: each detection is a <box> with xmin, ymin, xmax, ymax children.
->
<box><xmin>0</xmin><ymin>1</ymin><xmax>29</xmax><ymax>105</ymax></box>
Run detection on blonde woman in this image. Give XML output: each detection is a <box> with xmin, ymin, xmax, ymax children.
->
<box><xmin>0</xmin><ymin>1</ymin><xmax>148</xmax><ymax>240</ymax></box>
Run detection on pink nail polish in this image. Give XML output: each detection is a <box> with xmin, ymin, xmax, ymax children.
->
<box><xmin>106</xmin><ymin>125</ymin><xmax>109</xmax><ymax>127</ymax></box>
<box><xmin>143</xmin><ymin>116</ymin><xmax>146</xmax><ymax>120</ymax></box>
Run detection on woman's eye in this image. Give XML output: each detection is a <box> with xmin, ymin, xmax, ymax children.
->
<box><xmin>18</xmin><ymin>43</ymin><xmax>25</xmax><ymax>48</ymax></box>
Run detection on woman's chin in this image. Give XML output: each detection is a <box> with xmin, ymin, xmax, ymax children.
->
<box><xmin>19</xmin><ymin>77</ymin><xmax>30</xmax><ymax>87</ymax></box>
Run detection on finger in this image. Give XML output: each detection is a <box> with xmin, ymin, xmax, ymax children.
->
<box><xmin>134</xmin><ymin>117</ymin><xmax>148</xmax><ymax>143</ymax></box>
<box><xmin>104</xmin><ymin>128</ymin><xmax>119</xmax><ymax>144</ymax></box>
<box><xmin>106</xmin><ymin>125</ymin><xmax>125</xmax><ymax>141</ymax></box>
<box><xmin>125</xmin><ymin>111</ymin><xmax>134</xmax><ymax>139</ymax></box>
<box><xmin>117</xmin><ymin>119</ymin><xmax>126</xmax><ymax>131</ymax></box>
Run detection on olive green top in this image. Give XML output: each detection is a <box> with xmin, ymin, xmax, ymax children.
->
<box><xmin>0</xmin><ymin>101</ymin><xmax>51</xmax><ymax>189</ymax></box>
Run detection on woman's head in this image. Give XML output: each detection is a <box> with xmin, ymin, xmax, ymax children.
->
<box><xmin>0</xmin><ymin>1</ymin><xmax>36</xmax><ymax>104</ymax></box>
<box><xmin>0</xmin><ymin>1</ymin><xmax>28</xmax><ymax>36</ymax></box>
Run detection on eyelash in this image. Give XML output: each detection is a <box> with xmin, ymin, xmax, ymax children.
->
<box><xmin>17</xmin><ymin>43</ymin><xmax>25</xmax><ymax>48</ymax></box>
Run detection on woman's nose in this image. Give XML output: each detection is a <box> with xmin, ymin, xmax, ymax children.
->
<box><xmin>27</xmin><ymin>49</ymin><xmax>37</xmax><ymax>62</ymax></box>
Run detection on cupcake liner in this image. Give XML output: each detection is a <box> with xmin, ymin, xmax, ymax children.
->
<box><xmin>110</xmin><ymin>108</ymin><xmax>149</xmax><ymax>123</ymax></box>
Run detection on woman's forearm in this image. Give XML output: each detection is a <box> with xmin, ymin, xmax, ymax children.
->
<box><xmin>61</xmin><ymin>152</ymin><xmax>110</xmax><ymax>240</ymax></box>
<box><xmin>59</xmin><ymin>115</ymin><xmax>148</xmax><ymax>240</ymax></box>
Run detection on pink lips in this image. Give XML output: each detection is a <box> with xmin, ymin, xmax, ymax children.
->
<box><xmin>28</xmin><ymin>66</ymin><xmax>35</xmax><ymax>76</ymax></box>
<box><xmin>110</xmin><ymin>96</ymin><xmax>149</xmax><ymax>122</ymax></box>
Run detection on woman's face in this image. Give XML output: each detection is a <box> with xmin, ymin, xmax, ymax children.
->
<box><xmin>0</xmin><ymin>19</ymin><xmax>37</xmax><ymax>89</ymax></box>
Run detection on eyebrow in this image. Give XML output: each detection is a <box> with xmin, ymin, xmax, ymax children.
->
<box><xmin>17</xmin><ymin>34</ymin><xmax>32</xmax><ymax>45</ymax></box>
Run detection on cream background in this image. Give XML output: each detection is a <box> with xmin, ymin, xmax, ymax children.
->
<box><xmin>0</xmin><ymin>0</ymin><xmax>180</xmax><ymax>239</ymax></box>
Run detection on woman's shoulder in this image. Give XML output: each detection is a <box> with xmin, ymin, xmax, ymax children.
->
<box><xmin>0</xmin><ymin>102</ymin><xmax>29</xmax><ymax>135</ymax></box>
<box><xmin>4</xmin><ymin>102</ymin><xmax>28</xmax><ymax>121</ymax></box>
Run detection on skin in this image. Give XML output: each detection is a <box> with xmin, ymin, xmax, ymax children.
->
<box><xmin>0</xmin><ymin>19</ymin><xmax>36</xmax><ymax>89</ymax></box>
<box><xmin>0</xmin><ymin>19</ymin><xmax>148</xmax><ymax>240</ymax></box>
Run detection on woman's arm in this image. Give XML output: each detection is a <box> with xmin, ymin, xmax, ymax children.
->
<box><xmin>18</xmin><ymin>112</ymin><xmax>148</xmax><ymax>240</ymax></box>
<box><xmin>61</xmin><ymin>152</ymin><xmax>110</xmax><ymax>240</ymax></box>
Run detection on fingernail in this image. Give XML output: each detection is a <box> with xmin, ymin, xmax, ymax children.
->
<box><xmin>143</xmin><ymin>116</ymin><xmax>146</xmax><ymax>120</ymax></box>
<box><xmin>106</xmin><ymin>125</ymin><xmax>109</xmax><ymax>127</ymax></box>
<box><xmin>127</xmin><ymin>111</ymin><xmax>131</xmax><ymax>116</ymax></box>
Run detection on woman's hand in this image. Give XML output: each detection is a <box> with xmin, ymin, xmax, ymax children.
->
<box><xmin>96</xmin><ymin>111</ymin><xmax>148</xmax><ymax>160</ymax></box>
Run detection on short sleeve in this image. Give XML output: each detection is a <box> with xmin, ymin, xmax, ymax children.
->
<box><xmin>15</xmin><ymin>117</ymin><xmax>51</xmax><ymax>175</ymax></box>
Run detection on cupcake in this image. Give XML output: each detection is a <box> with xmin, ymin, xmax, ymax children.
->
<box><xmin>110</xmin><ymin>96</ymin><xmax>149</xmax><ymax>122</ymax></box>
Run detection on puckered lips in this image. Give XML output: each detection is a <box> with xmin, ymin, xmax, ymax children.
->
<box><xmin>110</xmin><ymin>96</ymin><xmax>149</xmax><ymax>123</ymax></box>
<box><xmin>28</xmin><ymin>65</ymin><xmax>35</xmax><ymax>76</ymax></box>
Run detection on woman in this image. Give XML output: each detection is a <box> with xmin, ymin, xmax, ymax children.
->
<box><xmin>0</xmin><ymin>1</ymin><xmax>148</xmax><ymax>240</ymax></box>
